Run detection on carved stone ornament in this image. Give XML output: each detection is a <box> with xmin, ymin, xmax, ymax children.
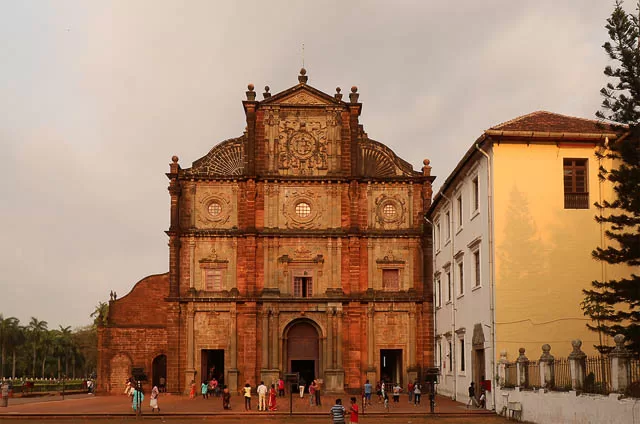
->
<box><xmin>197</xmin><ymin>193</ymin><xmax>232</xmax><ymax>227</ymax></box>
<box><xmin>283</xmin><ymin>189</ymin><xmax>323</xmax><ymax>229</ymax></box>
<box><xmin>279</xmin><ymin>91</ymin><xmax>327</xmax><ymax>105</ymax></box>
<box><xmin>373</xmin><ymin>194</ymin><xmax>407</xmax><ymax>228</ymax></box>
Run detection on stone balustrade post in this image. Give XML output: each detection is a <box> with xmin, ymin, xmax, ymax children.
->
<box><xmin>497</xmin><ymin>350</ymin><xmax>508</xmax><ymax>387</ymax></box>
<box><xmin>610</xmin><ymin>334</ymin><xmax>632</xmax><ymax>393</ymax></box>
<box><xmin>568</xmin><ymin>339</ymin><xmax>586</xmax><ymax>390</ymax></box>
<box><xmin>516</xmin><ymin>348</ymin><xmax>529</xmax><ymax>388</ymax></box>
<box><xmin>539</xmin><ymin>344</ymin><xmax>555</xmax><ymax>389</ymax></box>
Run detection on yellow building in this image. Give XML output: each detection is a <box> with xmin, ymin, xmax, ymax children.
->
<box><xmin>428</xmin><ymin>111</ymin><xmax>630</xmax><ymax>403</ymax></box>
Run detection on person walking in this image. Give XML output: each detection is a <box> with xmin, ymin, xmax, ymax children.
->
<box><xmin>330</xmin><ymin>398</ymin><xmax>347</xmax><ymax>424</ymax></box>
<box><xmin>243</xmin><ymin>383</ymin><xmax>252</xmax><ymax>411</ymax></box>
<box><xmin>189</xmin><ymin>380</ymin><xmax>196</xmax><ymax>399</ymax></box>
<box><xmin>349</xmin><ymin>397</ymin><xmax>359</xmax><ymax>424</ymax></box>
<box><xmin>150</xmin><ymin>385</ymin><xmax>160</xmax><ymax>413</ymax></box>
<box><xmin>467</xmin><ymin>382</ymin><xmax>478</xmax><ymax>408</ymax></box>
<box><xmin>131</xmin><ymin>386</ymin><xmax>144</xmax><ymax>413</ymax></box>
<box><xmin>268</xmin><ymin>383</ymin><xmax>278</xmax><ymax>411</ymax></box>
<box><xmin>407</xmin><ymin>381</ymin><xmax>414</xmax><ymax>403</ymax></box>
<box><xmin>222</xmin><ymin>385</ymin><xmax>231</xmax><ymax>410</ymax></box>
<box><xmin>201</xmin><ymin>381</ymin><xmax>208</xmax><ymax>399</ymax></box>
<box><xmin>363</xmin><ymin>380</ymin><xmax>372</xmax><ymax>406</ymax></box>
<box><xmin>278</xmin><ymin>377</ymin><xmax>285</xmax><ymax>397</ymax></box>
<box><xmin>257</xmin><ymin>381</ymin><xmax>268</xmax><ymax>411</ymax></box>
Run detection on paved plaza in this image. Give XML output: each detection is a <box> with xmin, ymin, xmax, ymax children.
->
<box><xmin>0</xmin><ymin>392</ymin><xmax>508</xmax><ymax>422</ymax></box>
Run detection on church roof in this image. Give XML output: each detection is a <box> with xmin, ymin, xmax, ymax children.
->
<box><xmin>488</xmin><ymin>110</ymin><xmax>622</xmax><ymax>134</ymax></box>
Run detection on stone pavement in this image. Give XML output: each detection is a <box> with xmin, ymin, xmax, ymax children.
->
<box><xmin>0</xmin><ymin>392</ymin><xmax>499</xmax><ymax>419</ymax></box>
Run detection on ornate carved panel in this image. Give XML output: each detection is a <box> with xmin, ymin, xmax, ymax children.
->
<box><xmin>282</xmin><ymin>188</ymin><xmax>325</xmax><ymax>229</ymax></box>
<box><xmin>372</xmin><ymin>193</ymin><xmax>407</xmax><ymax>229</ymax></box>
<box><xmin>196</xmin><ymin>187</ymin><xmax>236</xmax><ymax>229</ymax></box>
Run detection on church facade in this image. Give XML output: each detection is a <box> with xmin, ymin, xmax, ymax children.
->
<box><xmin>97</xmin><ymin>70</ymin><xmax>435</xmax><ymax>394</ymax></box>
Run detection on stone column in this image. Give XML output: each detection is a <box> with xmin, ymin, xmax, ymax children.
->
<box><xmin>336</xmin><ymin>311</ymin><xmax>344</xmax><ymax>369</ymax></box>
<box><xmin>227</xmin><ymin>308</ymin><xmax>239</xmax><ymax>392</ymax></box>
<box><xmin>497</xmin><ymin>350</ymin><xmax>508</xmax><ymax>387</ymax></box>
<box><xmin>261</xmin><ymin>310</ymin><xmax>269</xmax><ymax>369</ymax></box>
<box><xmin>189</xmin><ymin>238</ymin><xmax>196</xmax><ymax>290</ymax></box>
<box><xmin>516</xmin><ymin>348</ymin><xmax>529</xmax><ymax>388</ymax></box>
<box><xmin>610</xmin><ymin>334</ymin><xmax>632</xmax><ymax>393</ymax></box>
<box><xmin>568</xmin><ymin>339</ymin><xmax>586</xmax><ymax>390</ymax></box>
<box><xmin>271</xmin><ymin>310</ymin><xmax>279</xmax><ymax>370</ymax></box>
<box><xmin>326</xmin><ymin>309</ymin><xmax>334</xmax><ymax>369</ymax></box>
<box><xmin>366</xmin><ymin>305</ymin><xmax>376</xmax><ymax>384</ymax></box>
<box><xmin>408</xmin><ymin>310</ymin><xmax>416</xmax><ymax>368</ymax></box>
<box><xmin>184</xmin><ymin>309</ymin><xmax>196</xmax><ymax>393</ymax></box>
<box><xmin>539</xmin><ymin>344</ymin><xmax>555</xmax><ymax>389</ymax></box>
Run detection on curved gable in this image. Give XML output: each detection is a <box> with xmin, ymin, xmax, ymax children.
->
<box><xmin>360</xmin><ymin>138</ymin><xmax>420</xmax><ymax>178</ymax></box>
<box><xmin>185</xmin><ymin>136</ymin><xmax>246</xmax><ymax>177</ymax></box>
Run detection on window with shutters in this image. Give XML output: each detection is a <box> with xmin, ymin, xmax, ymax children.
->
<box><xmin>205</xmin><ymin>269</ymin><xmax>224</xmax><ymax>291</ymax></box>
<box><xmin>293</xmin><ymin>276</ymin><xmax>313</xmax><ymax>297</ymax></box>
<box><xmin>563</xmin><ymin>158</ymin><xmax>588</xmax><ymax>209</ymax></box>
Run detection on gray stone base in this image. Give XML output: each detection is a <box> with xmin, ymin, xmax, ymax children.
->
<box><xmin>184</xmin><ymin>369</ymin><xmax>197</xmax><ymax>395</ymax></box>
<box><xmin>324</xmin><ymin>369</ymin><xmax>345</xmax><ymax>392</ymax></box>
<box><xmin>227</xmin><ymin>369</ymin><xmax>239</xmax><ymax>394</ymax></box>
<box><xmin>260</xmin><ymin>369</ymin><xmax>281</xmax><ymax>387</ymax></box>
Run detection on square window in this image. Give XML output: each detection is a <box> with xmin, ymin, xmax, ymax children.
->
<box><xmin>293</xmin><ymin>276</ymin><xmax>313</xmax><ymax>297</ymax></box>
<box><xmin>205</xmin><ymin>269</ymin><xmax>223</xmax><ymax>291</ymax></box>
<box><xmin>383</xmin><ymin>269</ymin><xmax>400</xmax><ymax>291</ymax></box>
<box><xmin>563</xmin><ymin>158</ymin><xmax>589</xmax><ymax>209</ymax></box>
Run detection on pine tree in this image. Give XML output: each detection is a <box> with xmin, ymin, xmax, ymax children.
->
<box><xmin>582</xmin><ymin>0</ymin><xmax>640</xmax><ymax>355</ymax></box>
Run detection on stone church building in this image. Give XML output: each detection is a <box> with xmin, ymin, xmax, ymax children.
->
<box><xmin>97</xmin><ymin>70</ymin><xmax>435</xmax><ymax>394</ymax></box>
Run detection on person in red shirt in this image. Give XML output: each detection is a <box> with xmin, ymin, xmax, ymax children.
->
<box><xmin>349</xmin><ymin>397</ymin><xmax>359</xmax><ymax>424</ymax></box>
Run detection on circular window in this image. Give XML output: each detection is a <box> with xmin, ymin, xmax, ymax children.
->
<box><xmin>383</xmin><ymin>203</ymin><xmax>397</xmax><ymax>218</ymax></box>
<box><xmin>208</xmin><ymin>202</ymin><xmax>222</xmax><ymax>217</ymax></box>
<box><xmin>295</xmin><ymin>202</ymin><xmax>311</xmax><ymax>218</ymax></box>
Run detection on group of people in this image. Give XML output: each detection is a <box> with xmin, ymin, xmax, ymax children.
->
<box><xmin>466</xmin><ymin>381</ymin><xmax>487</xmax><ymax>409</ymax></box>
<box><xmin>124</xmin><ymin>377</ymin><xmax>160</xmax><ymax>413</ymax></box>
<box><xmin>362</xmin><ymin>379</ymin><xmax>427</xmax><ymax>408</ymax></box>
<box><xmin>297</xmin><ymin>378</ymin><xmax>322</xmax><ymax>406</ymax></box>
<box><xmin>189</xmin><ymin>379</ymin><xmax>231</xmax><ymax>409</ymax></box>
<box><xmin>244</xmin><ymin>381</ymin><xmax>278</xmax><ymax>411</ymax></box>
<box><xmin>330</xmin><ymin>397</ymin><xmax>359</xmax><ymax>424</ymax></box>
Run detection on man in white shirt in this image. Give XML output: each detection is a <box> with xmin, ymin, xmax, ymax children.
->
<box><xmin>257</xmin><ymin>381</ymin><xmax>268</xmax><ymax>411</ymax></box>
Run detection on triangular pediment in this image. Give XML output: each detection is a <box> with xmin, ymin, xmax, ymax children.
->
<box><xmin>261</xmin><ymin>84</ymin><xmax>343</xmax><ymax>107</ymax></box>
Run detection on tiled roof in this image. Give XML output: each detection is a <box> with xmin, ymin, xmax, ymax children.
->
<box><xmin>489</xmin><ymin>110</ymin><xmax>622</xmax><ymax>133</ymax></box>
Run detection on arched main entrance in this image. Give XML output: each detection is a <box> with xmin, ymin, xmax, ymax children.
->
<box><xmin>285</xmin><ymin>319</ymin><xmax>320</xmax><ymax>386</ymax></box>
<box><xmin>152</xmin><ymin>354</ymin><xmax>167</xmax><ymax>392</ymax></box>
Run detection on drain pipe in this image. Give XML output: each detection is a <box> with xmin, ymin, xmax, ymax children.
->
<box><xmin>439</xmin><ymin>192</ymin><xmax>456</xmax><ymax>400</ymax></box>
<box><xmin>475</xmin><ymin>143</ymin><xmax>496</xmax><ymax>410</ymax></box>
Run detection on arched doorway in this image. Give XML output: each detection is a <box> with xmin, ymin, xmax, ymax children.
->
<box><xmin>286</xmin><ymin>320</ymin><xmax>320</xmax><ymax>386</ymax></box>
<box><xmin>152</xmin><ymin>354</ymin><xmax>167</xmax><ymax>392</ymax></box>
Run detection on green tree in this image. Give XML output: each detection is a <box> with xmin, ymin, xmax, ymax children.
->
<box><xmin>0</xmin><ymin>315</ymin><xmax>19</xmax><ymax>377</ymax></box>
<box><xmin>582</xmin><ymin>0</ymin><xmax>640</xmax><ymax>355</ymax></box>
<box><xmin>27</xmin><ymin>317</ymin><xmax>48</xmax><ymax>377</ymax></box>
<box><xmin>90</xmin><ymin>301</ymin><xmax>109</xmax><ymax>327</ymax></box>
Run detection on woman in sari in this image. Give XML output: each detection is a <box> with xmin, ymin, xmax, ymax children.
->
<box><xmin>268</xmin><ymin>383</ymin><xmax>277</xmax><ymax>411</ymax></box>
<box><xmin>150</xmin><ymin>385</ymin><xmax>160</xmax><ymax>412</ymax></box>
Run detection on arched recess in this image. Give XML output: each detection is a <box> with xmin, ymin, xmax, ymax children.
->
<box><xmin>282</xmin><ymin>318</ymin><xmax>324</xmax><ymax>386</ymax></box>
<box><xmin>109</xmin><ymin>353</ymin><xmax>132</xmax><ymax>394</ymax></box>
<box><xmin>152</xmin><ymin>354</ymin><xmax>167</xmax><ymax>391</ymax></box>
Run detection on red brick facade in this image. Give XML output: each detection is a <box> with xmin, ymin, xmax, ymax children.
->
<box><xmin>98</xmin><ymin>71</ymin><xmax>435</xmax><ymax>394</ymax></box>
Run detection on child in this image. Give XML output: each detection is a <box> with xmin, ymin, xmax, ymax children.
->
<box><xmin>201</xmin><ymin>381</ymin><xmax>209</xmax><ymax>399</ymax></box>
<box><xmin>222</xmin><ymin>385</ymin><xmax>231</xmax><ymax>410</ymax></box>
<box><xmin>349</xmin><ymin>397</ymin><xmax>359</xmax><ymax>424</ymax></box>
<box><xmin>189</xmin><ymin>380</ymin><xmax>196</xmax><ymax>399</ymax></box>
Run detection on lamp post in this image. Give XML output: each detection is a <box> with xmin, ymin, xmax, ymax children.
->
<box><xmin>136</xmin><ymin>380</ymin><xmax>142</xmax><ymax>417</ymax></box>
<box><xmin>61</xmin><ymin>375</ymin><xmax>65</xmax><ymax>401</ymax></box>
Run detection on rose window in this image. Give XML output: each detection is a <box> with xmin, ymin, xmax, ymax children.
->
<box><xmin>383</xmin><ymin>203</ymin><xmax>397</xmax><ymax>218</ymax></box>
<box><xmin>208</xmin><ymin>202</ymin><xmax>222</xmax><ymax>217</ymax></box>
<box><xmin>295</xmin><ymin>202</ymin><xmax>311</xmax><ymax>218</ymax></box>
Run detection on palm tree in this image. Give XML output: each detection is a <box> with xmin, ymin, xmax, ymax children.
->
<box><xmin>9</xmin><ymin>324</ymin><xmax>25</xmax><ymax>378</ymax></box>
<box><xmin>90</xmin><ymin>302</ymin><xmax>109</xmax><ymax>327</ymax></box>
<box><xmin>58</xmin><ymin>326</ymin><xmax>72</xmax><ymax>377</ymax></box>
<box><xmin>0</xmin><ymin>314</ymin><xmax>19</xmax><ymax>378</ymax></box>
<box><xmin>27</xmin><ymin>317</ymin><xmax>48</xmax><ymax>378</ymax></box>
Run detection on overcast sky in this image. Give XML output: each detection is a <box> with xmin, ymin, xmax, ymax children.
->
<box><xmin>0</xmin><ymin>0</ymin><xmax>621</xmax><ymax>329</ymax></box>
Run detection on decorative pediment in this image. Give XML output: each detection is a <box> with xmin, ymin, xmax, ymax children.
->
<box><xmin>186</xmin><ymin>136</ymin><xmax>245</xmax><ymax>176</ymax></box>
<box><xmin>279</xmin><ymin>91</ymin><xmax>329</xmax><ymax>105</ymax></box>
<box><xmin>359</xmin><ymin>139</ymin><xmax>421</xmax><ymax>178</ymax></box>
<box><xmin>260</xmin><ymin>84</ymin><xmax>342</xmax><ymax>107</ymax></box>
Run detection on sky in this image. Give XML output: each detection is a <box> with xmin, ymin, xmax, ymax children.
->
<box><xmin>0</xmin><ymin>0</ymin><xmax>622</xmax><ymax>330</ymax></box>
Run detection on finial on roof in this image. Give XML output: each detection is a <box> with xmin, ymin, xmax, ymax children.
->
<box><xmin>422</xmin><ymin>159</ymin><xmax>431</xmax><ymax>176</ymax></box>
<box><xmin>263</xmin><ymin>85</ymin><xmax>271</xmax><ymax>99</ymax></box>
<box><xmin>335</xmin><ymin>87</ymin><xmax>343</xmax><ymax>101</ymax></box>
<box><xmin>298</xmin><ymin>68</ymin><xmax>308</xmax><ymax>84</ymax></box>
<box><xmin>246</xmin><ymin>83</ymin><xmax>256</xmax><ymax>101</ymax></box>
<box><xmin>349</xmin><ymin>86</ymin><xmax>359</xmax><ymax>103</ymax></box>
<box><xmin>170</xmin><ymin>155</ymin><xmax>179</xmax><ymax>173</ymax></box>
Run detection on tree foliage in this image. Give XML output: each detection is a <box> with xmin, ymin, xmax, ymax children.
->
<box><xmin>582</xmin><ymin>0</ymin><xmax>640</xmax><ymax>355</ymax></box>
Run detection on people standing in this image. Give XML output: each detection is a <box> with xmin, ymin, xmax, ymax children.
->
<box><xmin>268</xmin><ymin>383</ymin><xmax>278</xmax><ymax>411</ymax></box>
<box><xmin>243</xmin><ymin>383</ymin><xmax>252</xmax><ymax>411</ymax></box>
<box><xmin>349</xmin><ymin>397</ymin><xmax>359</xmax><ymax>424</ymax></box>
<box><xmin>298</xmin><ymin>377</ymin><xmax>306</xmax><ymax>398</ymax></box>
<box><xmin>278</xmin><ymin>377</ymin><xmax>285</xmax><ymax>397</ymax></box>
<box><xmin>392</xmin><ymin>382</ymin><xmax>401</xmax><ymax>404</ymax></box>
<box><xmin>413</xmin><ymin>381</ymin><xmax>421</xmax><ymax>406</ymax></box>
<box><xmin>150</xmin><ymin>385</ymin><xmax>160</xmax><ymax>413</ymax></box>
<box><xmin>466</xmin><ymin>382</ymin><xmax>478</xmax><ymax>408</ymax></box>
<box><xmin>330</xmin><ymin>398</ymin><xmax>346</xmax><ymax>424</ymax></box>
<box><xmin>407</xmin><ymin>381</ymin><xmax>414</xmax><ymax>403</ymax></box>
<box><xmin>309</xmin><ymin>380</ymin><xmax>316</xmax><ymax>406</ymax></box>
<box><xmin>189</xmin><ymin>380</ymin><xmax>196</xmax><ymax>399</ymax></box>
<box><xmin>132</xmin><ymin>386</ymin><xmax>144</xmax><ymax>413</ymax></box>
<box><xmin>314</xmin><ymin>379</ymin><xmax>322</xmax><ymax>406</ymax></box>
<box><xmin>201</xmin><ymin>381</ymin><xmax>208</xmax><ymax>399</ymax></box>
<box><xmin>222</xmin><ymin>385</ymin><xmax>231</xmax><ymax>410</ymax></box>
<box><xmin>363</xmin><ymin>380</ymin><xmax>372</xmax><ymax>406</ymax></box>
<box><xmin>257</xmin><ymin>381</ymin><xmax>268</xmax><ymax>411</ymax></box>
